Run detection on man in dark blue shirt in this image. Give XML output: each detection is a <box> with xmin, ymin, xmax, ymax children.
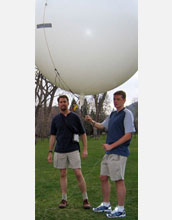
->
<box><xmin>85</xmin><ymin>90</ymin><xmax>135</xmax><ymax>218</ymax></box>
<box><xmin>48</xmin><ymin>95</ymin><xmax>91</xmax><ymax>209</ymax></box>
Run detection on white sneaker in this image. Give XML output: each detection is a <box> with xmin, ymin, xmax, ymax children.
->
<box><xmin>93</xmin><ymin>202</ymin><xmax>112</xmax><ymax>213</ymax></box>
<box><xmin>106</xmin><ymin>207</ymin><xmax>126</xmax><ymax>218</ymax></box>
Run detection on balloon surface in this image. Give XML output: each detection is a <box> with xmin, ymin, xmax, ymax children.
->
<box><xmin>35</xmin><ymin>0</ymin><xmax>138</xmax><ymax>95</ymax></box>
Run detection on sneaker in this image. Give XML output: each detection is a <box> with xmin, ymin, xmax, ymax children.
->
<box><xmin>59</xmin><ymin>199</ymin><xmax>68</xmax><ymax>208</ymax></box>
<box><xmin>93</xmin><ymin>203</ymin><xmax>112</xmax><ymax>213</ymax></box>
<box><xmin>106</xmin><ymin>207</ymin><xmax>126</xmax><ymax>218</ymax></box>
<box><xmin>83</xmin><ymin>199</ymin><xmax>91</xmax><ymax>209</ymax></box>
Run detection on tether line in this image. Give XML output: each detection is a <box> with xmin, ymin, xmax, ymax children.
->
<box><xmin>42</xmin><ymin>1</ymin><xmax>78</xmax><ymax>98</ymax></box>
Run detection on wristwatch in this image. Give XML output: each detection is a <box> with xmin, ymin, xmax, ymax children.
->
<box><xmin>48</xmin><ymin>150</ymin><xmax>53</xmax><ymax>153</ymax></box>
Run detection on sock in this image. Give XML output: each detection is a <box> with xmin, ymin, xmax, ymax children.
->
<box><xmin>82</xmin><ymin>192</ymin><xmax>88</xmax><ymax>200</ymax></box>
<box><xmin>103</xmin><ymin>202</ymin><xmax>110</xmax><ymax>207</ymax></box>
<box><xmin>117</xmin><ymin>205</ymin><xmax>124</xmax><ymax>212</ymax></box>
<box><xmin>62</xmin><ymin>194</ymin><xmax>67</xmax><ymax>201</ymax></box>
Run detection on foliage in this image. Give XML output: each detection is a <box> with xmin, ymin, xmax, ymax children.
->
<box><xmin>35</xmin><ymin>135</ymin><xmax>138</xmax><ymax>220</ymax></box>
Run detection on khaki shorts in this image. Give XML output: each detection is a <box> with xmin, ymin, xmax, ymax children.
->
<box><xmin>100</xmin><ymin>154</ymin><xmax>127</xmax><ymax>181</ymax></box>
<box><xmin>54</xmin><ymin>150</ymin><xmax>81</xmax><ymax>169</ymax></box>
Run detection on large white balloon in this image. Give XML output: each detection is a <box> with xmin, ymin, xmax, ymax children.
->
<box><xmin>35</xmin><ymin>0</ymin><xmax>137</xmax><ymax>95</ymax></box>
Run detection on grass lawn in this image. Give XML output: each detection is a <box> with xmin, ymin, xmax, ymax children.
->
<box><xmin>35</xmin><ymin>135</ymin><xmax>138</xmax><ymax>220</ymax></box>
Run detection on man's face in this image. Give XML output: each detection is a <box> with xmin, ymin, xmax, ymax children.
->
<box><xmin>58</xmin><ymin>98</ymin><xmax>69</xmax><ymax>111</ymax></box>
<box><xmin>113</xmin><ymin>95</ymin><xmax>125</xmax><ymax>109</ymax></box>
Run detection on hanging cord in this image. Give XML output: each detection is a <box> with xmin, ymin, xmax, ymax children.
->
<box><xmin>42</xmin><ymin>1</ymin><xmax>64</xmax><ymax>90</ymax></box>
<box><xmin>42</xmin><ymin>1</ymin><xmax>78</xmax><ymax>98</ymax></box>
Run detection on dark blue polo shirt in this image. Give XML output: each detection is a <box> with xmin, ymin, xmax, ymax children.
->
<box><xmin>50</xmin><ymin>112</ymin><xmax>85</xmax><ymax>153</ymax></box>
<box><xmin>102</xmin><ymin>108</ymin><xmax>135</xmax><ymax>157</ymax></box>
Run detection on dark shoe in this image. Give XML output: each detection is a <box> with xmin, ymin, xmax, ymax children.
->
<box><xmin>59</xmin><ymin>199</ymin><xmax>68</xmax><ymax>208</ymax></box>
<box><xmin>83</xmin><ymin>199</ymin><xmax>91</xmax><ymax>209</ymax></box>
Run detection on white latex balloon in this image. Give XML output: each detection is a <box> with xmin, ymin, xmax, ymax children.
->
<box><xmin>35</xmin><ymin>0</ymin><xmax>138</xmax><ymax>95</ymax></box>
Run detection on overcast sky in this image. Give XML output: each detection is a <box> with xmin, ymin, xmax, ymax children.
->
<box><xmin>108</xmin><ymin>71</ymin><xmax>138</xmax><ymax>107</ymax></box>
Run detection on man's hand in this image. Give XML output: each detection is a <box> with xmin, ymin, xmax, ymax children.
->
<box><xmin>102</xmin><ymin>144</ymin><xmax>113</xmax><ymax>151</ymax></box>
<box><xmin>82</xmin><ymin>149</ymin><xmax>88</xmax><ymax>159</ymax></box>
<box><xmin>85</xmin><ymin>115</ymin><xmax>93</xmax><ymax>123</ymax></box>
<box><xmin>48</xmin><ymin>153</ymin><xmax>53</xmax><ymax>163</ymax></box>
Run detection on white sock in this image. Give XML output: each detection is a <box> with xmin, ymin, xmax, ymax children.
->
<box><xmin>62</xmin><ymin>194</ymin><xmax>67</xmax><ymax>201</ymax></box>
<box><xmin>82</xmin><ymin>192</ymin><xmax>88</xmax><ymax>200</ymax></box>
<box><xmin>103</xmin><ymin>202</ymin><xmax>110</xmax><ymax>207</ymax></box>
<box><xmin>117</xmin><ymin>205</ymin><xmax>124</xmax><ymax>212</ymax></box>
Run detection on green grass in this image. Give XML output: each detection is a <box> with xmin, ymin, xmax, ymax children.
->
<box><xmin>35</xmin><ymin>135</ymin><xmax>138</xmax><ymax>220</ymax></box>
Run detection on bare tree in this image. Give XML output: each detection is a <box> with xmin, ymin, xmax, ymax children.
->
<box><xmin>92</xmin><ymin>92</ymin><xmax>107</xmax><ymax>137</ymax></box>
<box><xmin>35</xmin><ymin>67</ymin><xmax>58</xmax><ymax>140</ymax></box>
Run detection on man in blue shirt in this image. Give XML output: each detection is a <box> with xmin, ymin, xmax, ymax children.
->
<box><xmin>85</xmin><ymin>90</ymin><xmax>135</xmax><ymax>218</ymax></box>
<box><xmin>48</xmin><ymin>95</ymin><xmax>91</xmax><ymax>209</ymax></box>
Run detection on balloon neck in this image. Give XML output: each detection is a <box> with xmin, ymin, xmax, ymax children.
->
<box><xmin>78</xmin><ymin>95</ymin><xmax>85</xmax><ymax>109</ymax></box>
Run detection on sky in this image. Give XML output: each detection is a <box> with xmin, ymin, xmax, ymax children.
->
<box><xmin>107</xmin><ymin>71</ymin><xmax>138</xmax><ymax>107</ymax></box>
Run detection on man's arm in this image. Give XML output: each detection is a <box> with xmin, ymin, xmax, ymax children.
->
<box><xmin>48</xmin><ymin>135</ymin><xmax>56</xmax><ymax>163</ymax></box>
<box><xmin>80</xmin><ymin>133</ymin><xmax>88</xmax><ymax>158</ymax></box>
<box><xmin>103</xmin><ymin>133</ymin><xmax>132</xmax><ymax>151</ymax></box>
<box><xmin>85</xmin><ymin>115</ymin><xmax>105</xmax><ymax>130</ymax></box>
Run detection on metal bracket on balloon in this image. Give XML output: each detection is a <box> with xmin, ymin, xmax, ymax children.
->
<box><xmin>37</xmin><ymin>23</ymin><xmax>52</xmax><ymax>29</ymax></box>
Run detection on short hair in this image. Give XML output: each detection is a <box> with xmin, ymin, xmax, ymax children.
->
<box><xmin>57</xmin><ymin>95</ymin><xmax>69</xmax><ymax>103</ymax></box>
<box><xmin>113</xmin><ymin>90</ymin><xmax>126</xmax><ymax>99</ymax></box>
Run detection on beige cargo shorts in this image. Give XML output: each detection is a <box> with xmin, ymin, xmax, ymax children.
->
<box><xmin>100</xmin><ymin>154</ymin><xmax>127</xmax><ymax>181</ymax></box>
<box><xmin>54</xmin><ymin>150</ymin><xmax>81</xmax><ymax>169</ymax></box>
